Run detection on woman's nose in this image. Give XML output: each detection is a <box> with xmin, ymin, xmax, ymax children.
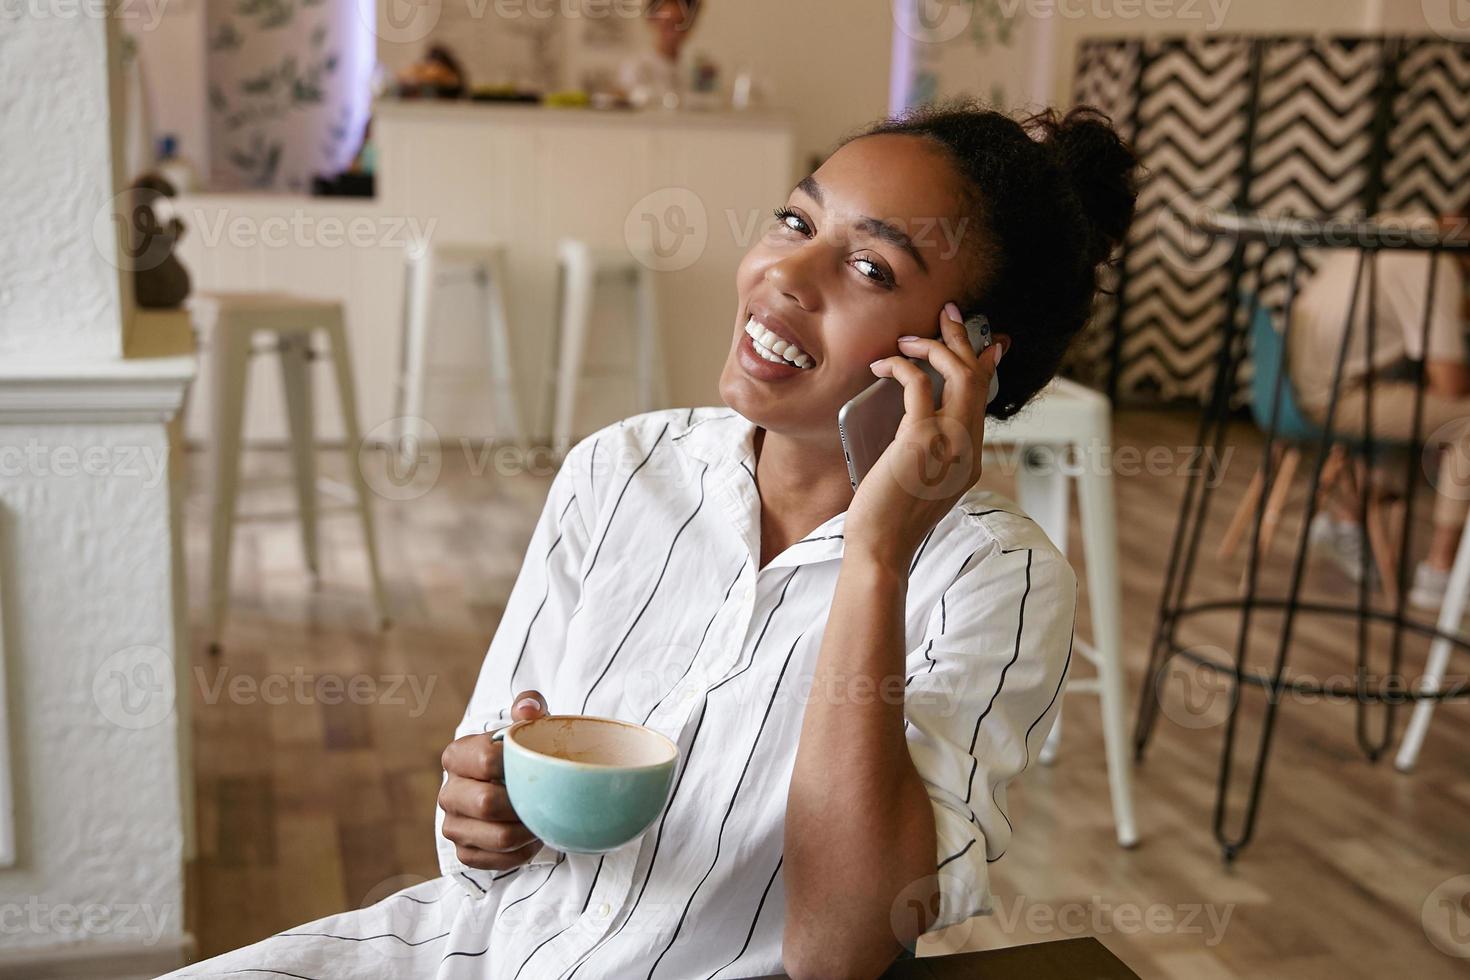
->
<box><xmin>764</xmin><ymin>246</ymin><xmax>824</xmax><ymax>312</ymax></box>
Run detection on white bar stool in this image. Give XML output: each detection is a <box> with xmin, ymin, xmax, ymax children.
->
<box><xmin>1394</xmin><ymin>519</ymin><xmax>1470</xmax><ymax>772</ymax></box>
<box><xmin>986</xmin><ymin>377</ymin><xmax>1140</xmax><ymax>848</ymax></box>
<box><xmin>396</xmin><ymin>241</ymin><xmax>524</xmax><ymax>465</ymax></box>
<box><xmin>543</xmin><ymin>239</ymin><xmax>666</xmax><ymax>455</ymax></box>
<box><xmin>192</xmin><ymin>292</ymin><xmax>390</xmax><ymax>654</ymax></box>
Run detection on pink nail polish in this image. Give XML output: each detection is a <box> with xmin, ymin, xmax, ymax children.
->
<box><xmin>870</xmin><ymin>359</ymin><xmax>885</xmax><ymax>371</ymax></box>
<box><xmin>944</xmin><ymin>302</ymin><xmax>962</xmax><ymax>323</ymax></box>
<box><xmin>897</xmin><ymin>335</ymin><xmax>919</xmax><ymax>342</ymax></box>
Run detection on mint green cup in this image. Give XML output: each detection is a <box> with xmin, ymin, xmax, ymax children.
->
<box><xmin>493</xmin><ymin>715</ymin><xmax>679</xmax><ymax>854</ymax></box>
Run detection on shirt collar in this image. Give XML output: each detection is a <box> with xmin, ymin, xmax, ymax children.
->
<box><xmin>671</xmin><ymin>410</ymin><xmax>848</xmax><ymax>569</ymax></box>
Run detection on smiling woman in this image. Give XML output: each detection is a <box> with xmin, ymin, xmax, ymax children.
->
<box><xmin>163</xmin><ymin>98</ymin><xmax>1138</xmax><ymax>980</ymax></box>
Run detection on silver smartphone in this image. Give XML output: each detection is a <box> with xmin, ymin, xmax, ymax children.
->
<box><xmin>837</xmin><ymin>313</ymin><xmax>999</xmax><ymax>491</ymax></box>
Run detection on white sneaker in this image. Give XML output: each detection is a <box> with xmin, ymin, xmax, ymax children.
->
<box><xmin>1409</xmin><ymin>561</ymin><xmax>1450</xmax><ymax>610</ymax></box>
<box><xmin>1308</xmin><ymin>512</ymin><xmax>1374</xmax><ymax>585</ymax></box>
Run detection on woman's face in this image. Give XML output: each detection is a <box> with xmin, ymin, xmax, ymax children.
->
<box><xmin>719</xmin><ymin>134</ymin><xmax>981</xmax><ymax>443</ymax></box>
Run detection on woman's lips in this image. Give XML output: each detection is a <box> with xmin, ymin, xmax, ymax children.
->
<box><xmin>737</xmin><ymin>329</ymin><xmax>806</xmax><ymax>381</ymax></box>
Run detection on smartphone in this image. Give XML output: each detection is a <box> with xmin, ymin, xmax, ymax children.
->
<box><xmin>838</xmin><ymin>312</ymin><xmax>999</xmax><ymax>491</ymax></box>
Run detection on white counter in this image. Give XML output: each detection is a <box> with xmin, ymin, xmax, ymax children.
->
<box><xmin>175</xmin><ymin>102</ymin><xmax>797</xmax><ymax>446</ymax></box>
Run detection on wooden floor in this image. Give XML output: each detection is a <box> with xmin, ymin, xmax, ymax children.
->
<box><xmin>181</xmin><ymin>409</ymin><xmax>1470</xmax><ymax>978</ymax></box>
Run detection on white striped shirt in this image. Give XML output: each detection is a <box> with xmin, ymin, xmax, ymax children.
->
<box><xmin>170</xmin><ymin>407</ymin><xmax>1076</xmax><ymax>980</ymax></box>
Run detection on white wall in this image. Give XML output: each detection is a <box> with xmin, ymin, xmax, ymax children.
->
<box><xmin>0</xmin><ymin>420</ymin><xmax>188</xmax><ymax>960</ymax></box>
<box><xmin>0</xmin><ymin>11</ymin><xmax>192</xmax><ymax>973</ymax></box>
<box><xmin>0</xmin><ymin>14</ymin><xmax>126</xmax><ymax>361</ymax></box>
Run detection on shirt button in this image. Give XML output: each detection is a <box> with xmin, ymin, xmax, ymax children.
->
<box><xmin>596</xmin><ymin>902</ymin><xmax>612</xmax><ymax>918</ymax></box>
<box><xmin>680</xmin><ymin>686</ymin><xmax>697</xmax><ymax>702</ymax></box>
<box><xmin>740</xmin><ymin>586</ymin><xmax>754</xmax><ymax>601</ymax></box>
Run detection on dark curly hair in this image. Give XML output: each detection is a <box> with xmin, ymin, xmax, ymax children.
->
<box><xmin>842</xmin><ymin>99</ymin><xmax>1139</xmax><ymax>419</ymax></box>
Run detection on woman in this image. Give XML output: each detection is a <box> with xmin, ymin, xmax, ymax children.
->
<box><xmin>168</xmin><ymin>100</ymin><xmax>1137</xmax><ymax>980</ymax></box>
<box><xmin>617</xmin><ymin>0</ymin><xmax>702</xmax><ymax>109</ymax></box>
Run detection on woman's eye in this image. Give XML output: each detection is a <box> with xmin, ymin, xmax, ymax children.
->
<box><xmin>852</xmin><ymin>255</ymin><xmax>894</xmax><ymax>287</ymax></box>
<box><xmin>772</xmin><ymin>207</ymin><xmax>811</xmax><ymax>236</ymax></box>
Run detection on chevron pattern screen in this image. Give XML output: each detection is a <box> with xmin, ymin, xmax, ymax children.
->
<box><xmin>1068</xmin><ymin>35</ymin><xmax>1470</xmax><ymax>404</ymax></box>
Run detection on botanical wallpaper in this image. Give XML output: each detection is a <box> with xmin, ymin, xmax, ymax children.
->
<box><xmin>206</xmin><ymin>0</ymin><xmax>371</xmax><ymax>191</ymax></box>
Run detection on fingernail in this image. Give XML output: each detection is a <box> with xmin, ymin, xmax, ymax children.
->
<box><xmin>944</xmin><ymin>302</ymin><xmax>962</xmax><ymax>323</ymax></box>
<box><xmin>514</xmin><ymin>697</ymin><xmax>541</xmax><ymax>713</ymax></box>
<box><xmin>870</xmin><ymin>359</ymin><xmax>885</xmax><ymax>371</ymax></box>
<box><xmin>994</xmin><ymin>342</ymin><xmax>1006</xmax><ymax>364</ymax></box>
<box><xmin>897</xmin><ymin>335</ymin><xmax>919</xmax><ymax>342</ymax></box>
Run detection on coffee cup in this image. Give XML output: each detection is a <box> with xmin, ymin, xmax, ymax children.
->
<box><xmin>492</xmin><ymin>714</ymin><xmax>679</xmax><ymax>854</ymax></box>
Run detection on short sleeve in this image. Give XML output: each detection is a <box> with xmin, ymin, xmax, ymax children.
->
<box><xmin>435</xmin><ymin>437</ymin><xmax>596</xmax><ymax>883</ymax></box>
<box><xmin>902</xmin><ymin>529</ymin><xmax>1077</xmax><ymax>933</ymax></box>
<box><xmin>1393</xmin><ymin>252</ymin><xmax>1465</xmax><ymax>364</ymax></box>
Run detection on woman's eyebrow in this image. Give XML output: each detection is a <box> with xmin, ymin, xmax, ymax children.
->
<box><xmin>794</xmin><ymin>174</ymin><xmax>929</xmax><ymax>274</ymax></box>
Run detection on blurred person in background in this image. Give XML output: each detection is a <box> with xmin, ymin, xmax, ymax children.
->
<box><xmin>1290</xmin><ymin>200</ymin><xmax>1470</xmax><ymax>608</ymax></box>
<box><xmin>618</xmin><ymin>0</ymin><xmax>703</xmax><ymax>108</ymax></box>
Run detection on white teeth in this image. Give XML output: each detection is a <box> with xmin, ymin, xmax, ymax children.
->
<box><xmin>744</xmin><ymin>316</ymin><xmax>813</xmax><ymax>369</ymax></box>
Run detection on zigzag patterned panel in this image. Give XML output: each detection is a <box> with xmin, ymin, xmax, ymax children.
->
<box><xmin>1242</xmin><ymin>38</ymin><xmax>1383</xmax><ymax>333</ymax></box>
<box><xmin>1070</xmin><ymin>35</ymin><xmax>1470</xmax><ymax>405</ymax></box>
<box><xmin>1120</xmin><ymin>37</ymin><xmax>1251</xmax><ymax>403</ymax></box>
<box><xmin>1382</xmin><ymin>38</ymin><xmax>1470</xmax><ymax>217</ymax></box>
<box><xmin>1064</xmin><ymin>39</ymin><xmax>1141</xmax><ymax>392</ymax></box>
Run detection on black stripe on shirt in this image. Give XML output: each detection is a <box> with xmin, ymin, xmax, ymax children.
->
<box><xmin>703</xmin><ymin>855</ymin><xmax>785</xmax><ymax>980</ymax></box>
<box><xmin>962</xmin><ymin>549</ymin><xmax>1032</xmax><ymax>805</ymax></box>
<box><xmin>562</xmin><ymin>699</ymin><xmax>715</xmax><ymax>979</ymax></box>
<box><xmin>276</xmin><ymin>929</ymin><xmax>449</xmax><ymax>948</ymax></box>
<box><xmin>512</xmin><ymin>855</ymin><xmax>607</xmax><ymax>980</ymax></box>
<box><xmin>645</xmin><ymin>630</ymin><xmax>805</xmax><ymax>980</ymax></box>
<box><xmin>582</xmin><ymin>424</ymin><xmax>668</xmax><ymax>585</ymax></box>
<box><xmin>580</xmin><ymin>463</ymin><xmax>709</xmax><ymax>714</ymax></box>
<box><xmin>641</xmin><ymin>559</ymin><xmax>746</xmax><ymax>726</ymax></box>
<box><xmin>508</xmin><ymin>493</ymin><xmax>580</xmax><ymax>690</ymax></box>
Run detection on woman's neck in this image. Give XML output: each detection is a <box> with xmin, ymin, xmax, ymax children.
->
<box><xmin>752</xmin><ymin>428</ymin><xmax>854</xmax><ymax>568</ymax></box>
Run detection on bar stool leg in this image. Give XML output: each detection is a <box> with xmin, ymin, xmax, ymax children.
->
<box><xmin>205</xmin><ymin>322</ymin><xmax>251</xmax><ymax>655</ymax></box>
<box><xmin>398</xmin><ymin>245</ymin><xmax>435</xmax><ymax>468</ymax></box>
<box><xmin>1395</xmin><ymin>518</ymin><xmax>1470</xmax><ymax>771</ymax></box>
<box><xmin>1077</xmin><ymin>421</ymin><xmax>1140</xmax><ymax>848</ymax></box>
<box><xmin>553</xmin><ymin>243</ymin><xmax>594</xmax><ymax>456</ymax></box>
<box><xmin>279</xmin><ymin>333</ymin><xmax>320</xmax><ymax>582</ymax></box>
<box><xmin>632</xmin><ymin>265</ymin><xmax>666</xmax><ymax>411</ymax></box>
<box><xmin>1014</xmin><ymin>448</ymin><xmax>1071</xmax><ymax>766</ymax></box>
<box><xmin>324</xmin><ymin>317</ymin><xmax>391</xmax><ymax>629</ymax></box>
<box><xmin>481</xmin><ymin>249</ymin><xmax>524</xmax><ymax>445</ymax></box>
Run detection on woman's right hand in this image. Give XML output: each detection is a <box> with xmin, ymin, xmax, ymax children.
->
<box><xmin>439</xmin><ymin>690</ymin><xmax>548</xmax><ymax>870</ymax></box>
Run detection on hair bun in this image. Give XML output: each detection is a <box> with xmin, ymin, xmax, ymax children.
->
<box><xmin>1025</xmin><ymin>105</ymin><xmax>1139</xmax><ymax>267</ymax></box>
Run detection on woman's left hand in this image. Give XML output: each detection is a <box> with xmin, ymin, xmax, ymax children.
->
<box><xmin>844</xmin><ymin>302</ymin><xmax>1004</xmax><ymax>572</ymax></box>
